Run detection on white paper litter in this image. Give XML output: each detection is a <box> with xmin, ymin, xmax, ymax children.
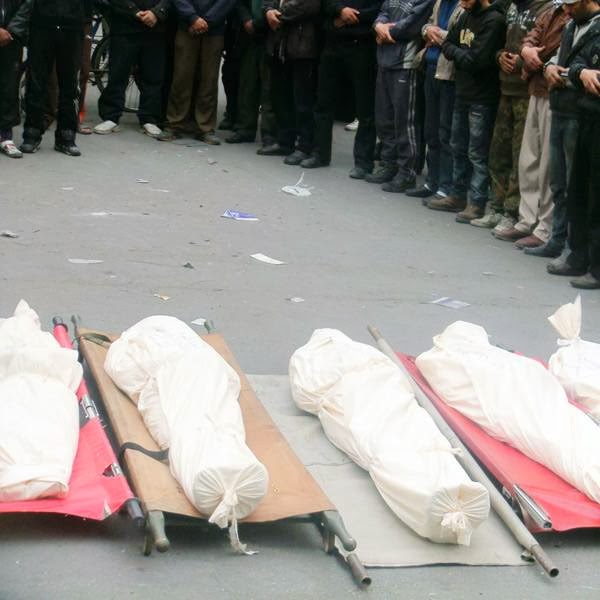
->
<box><xmin>430</xmin><ymin>297</ymin><xmax>470</xmax><ymax>309</ymax></box>
<box><xmin>251</xmin><ymin>253</ymin><xmax>286</xmax><ymax>265</ymax></box>
<box><xmin>287</xmin><ymin>297</ymin><xmax>305</xmax><ymax>303</ymax></box>
<box><xmin>61</xmin><ymin>187</ymin><xmax>74</xmax><ymax>191</ymax></box>
<box><xmin>153</xmin><ymin>293</ymin><xmax>171</xmax><ymax>301</ymax></box>
<box><xmin>149</xmin><ymin>188</ymin><xmax>170</xmax><ymax>193</ymax></box>
<box><xmin>191</xmin><ymin>318</ymin><xmax>207</xmax><ymax>327</ymax></box>
<box><xmin>281</xmin><ymin>172</ymin><xmax>312</xmax><ymax>197</ymax></box>
<box><xmin>136</xmin><ymin>179</ymin><xmax>149</xmax><ymax>184</ymax></box>
<box><xmin>68</xmin><ymin>258</ymin><xmax>104</xmax><ymax>264</ymax></box>
<box><xmin>222</xmin><ymin>210</ymin><xmax>259</xmax><ymax>221</ymax></box>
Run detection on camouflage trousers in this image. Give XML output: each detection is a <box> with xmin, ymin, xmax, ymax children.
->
<box><xmin>488</xmin><ymin>95</ymin><xmax>529</xmax><ymax>216</ymax></box>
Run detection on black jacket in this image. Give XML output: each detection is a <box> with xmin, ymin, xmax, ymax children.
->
<box><xmin>562</xmin><ymin>14</ymin><xmax>600</xmax><ymax>116</ymax></box>
<box><xmin>442</xmin><ymin>3</ymin><xmax>506</xmax><ymax>104</ymax></box>
<box><xmin>173</xmin><ymin>0</ymin><xmax>237</xmax><ymax>35</ymax></box>
<box><xmin>0</xmin><ymin>0</ymin><xmax>32</xmax><ymax>41</ymax></box>
<box><xmin>31</xmin><ymin>0</ymin><xmax>93</xmax><ymax>28</ymax></box>
<box><xmin>109</xmin><ymin>0</ymin><xmax>171</xmax><ymax>34</ymax></box>
<box><xmin>322</xmin><ymin>0</ymin><xmax>382</xmax><ymax>41</ymax></box>
<box><xmin>264</xmin><ymin>0</ymin><xmax>321</xmax><ymax>59</ymax></box>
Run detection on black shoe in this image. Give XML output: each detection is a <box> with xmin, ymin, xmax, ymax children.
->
<box><xmin>547</xmin><ymin>258</ymin><xmax>587</xmax><ymax>277</ymax></box>
<box><xmin>381</xmin><ymin>176</ymin><xmax>416</xmax><ymax>193</ymax></box>
<box><xmin>405</xmin><ymin>185</ymin><xmax>434</xmax><ymax>198</ymax></box>
<box><xmin>365</xmin><ymin>163</ymin><xmax>397</xmax><ymax>184</ymax></box>
<box><xmin>54</xmin><ymin>130</ymin><xmax>81</xmax><ymax>156</ymax></box>
<box><xmin>20</xmin><ymin>138</ymin><xmax>41</xmax><ymax>154</ymax></box>
<box><xmin>225</xmin><ymin>131</ymin><xmax>255</xmax><ymax>143</ymax></box>
<box><xmin>523</xmin><ymin>241</ymin><xmax>563</xmax><ymax>258</ymax></box>
<box><xmin>570</xmin><ymin>272</ymin><xmax>600</xmax><ymax>290</ymax></box>
<box><xmin>284</xmin><ymin>150</ymin><xmax>309</xmax><ymax>166</ymax></box>
<box><xmin>196</xmin><ymin>131</ymin><xmax>221</xmax><ymax>145</ymax></box>
<box><xmin>300</xmin><ymin>155</ymin><xmax>329</xmax><ymax>169</ymax></box>
<box><xmin>218</xmin><ymin>116</ymin><xmax>235</xmax><ymax>131</ymax></box>
<box><xmin>349</xmin><ymin>166</ymin><xmax>370</xmax><ymax>180</ymax></box>
<box><xmin>256</xmin><ymin>143</ymin><xmax>291</xmax><ymax>156</ymax></box>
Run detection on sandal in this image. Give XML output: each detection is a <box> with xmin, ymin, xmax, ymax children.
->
<box><xmin>0</xmin><ymin>140</ymin><xmax>23</xmax><ymax>159</ymax></box>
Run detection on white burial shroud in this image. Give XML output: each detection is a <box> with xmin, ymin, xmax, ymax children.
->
<box><xmin>0</xmin><ymin>300</ymin><xmax>81</xmax><ymax>501</ymax></box>
<box><xmin>289</xmin><ymin>328</ymin><xmax>490</xmax><ymax>545</ymax></box>
<box><xmin>548</xmin><ymin>296</ymin><xmax>600</xmax><ymax>417</ymax></box>
<box><xmin>104</xmin><ymin>316</ymin><xmax>268</xmax><ymax>551</ymax></box>
<box><xmin>416</xmin><ymin>320</ymin><xmax>600</xmax><ymax>503</ymax></box>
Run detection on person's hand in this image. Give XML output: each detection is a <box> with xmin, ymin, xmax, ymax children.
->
<box><xmin>580</xmin><ymin>68</ymin><xmax>600</xmax><ymax>96</ymax></box>
<box><xmin>424</xmin><ymin>25</ymin><xmax>444</xmax><ymax>46</ymax></box>
<box><xmin>521</xmin><ymin>45</ymin><xmax>545</xmax><ymax>71</ymax></box>
<box><xmin>334</xmin><ymin>16</ymin><xmax>345</xmax><ymax>27</ymax></box>
<box><xmin>340</xmin><ymin>6</ymin><xmax>360</xmax><ymax>24</ymax></box>
<box><xmin>243</xmin><ymin>19</ymin><xmax>255</xmax><ymax>34</ymax></box>
<box><xmin>544</xmin><ymin>64</ymin><xmax>566</xmax><ymax>89</ymax></box>
<box><xmin>137</xmin><ymin>10</ymin><xmax>158</xmax><ymax>27</ymax></box>
<box><xmin>189</xmin><ymin>16</ymin><xmax>208</xmax><ymax>35</ymax></box>
<box><xmin>266</xmin><ymin>9</ymin><xmax>281</xmax><ymax>30</ymax></box>
<box><xmin>0</xmin><ymin>27</ymin><xmax>13</xmax><ymax>46</ymax></box>
<box><xmin>374</xmin><ymin>22</ymin><xmax>395</xmax><ymax>45</ymax></box>
<box><xmin>498</xmin><ymin>51</ymin><xmax>518</xmax><ymax>74</ymax></box>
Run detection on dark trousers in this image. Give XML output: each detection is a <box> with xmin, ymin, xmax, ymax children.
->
<box><xmin>24</xmin><ymin>25</ymin><xmax>83</xmax><ymax>138</ymax></box>
<box><xmin>270</xmin><ymin>57</ymin><xmax>317</xmax><ymax>154</ymax></box>
<box><xmin>221</xmin><ymin>17</ymin><xmax>240</xmax><ymax>124</ymax></box>
<box><xmin>548</xmin><ymin>113</ymin><xmax>578</xmax><ymax>249</ymax></box>
<box><xmin>424</xmin><ymin>64</ymin><xmax>455</xmax><ymax>195</ymax></box>
<box><xmin>0</xmin><ymin>42</ymin><xmax>22</xmax><ymax>134</ymax></box>
<box><xmin>375</xmin><ymin>66</ymin><xmax>419</xmax><ymax>180</ymax></box>
<box><xmin>99</xmin><ymin>32</ymin><xmax>165</xmax><ymax>126</ymax></box>
<box><xmin>450</xmin><ymin>99</ymin><xmax>497</xmax><ymax>207</ymax></box>
<box><xmin>566</xmin><ymin>113</ymin><xmax>600</xmax><ymax>279</ymax></box>
<box><xmin>313</xmin><ymin>39</ymin><xmax>376</xmax><ymax>169</ymax></box>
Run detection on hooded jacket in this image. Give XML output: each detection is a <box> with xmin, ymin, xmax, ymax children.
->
<box><xmin>374</xmin><ymin>0</ymin><xmax>436</xmax><ymax>69</ymax></box>
<box><xmin>323</xmin><ymin>0</ymin><xmax>382</xmax><ymax>41</ymax></box>
<box><xmin>31</xmin><ymin>0</ymin><xmax>93</xmax><ymax>29</ymax></box>
<box><xmin>109</xmin><ymin>0</ymin><xmax>171</xmax><ymax>34</ymax></box>
<box><xmin>442</xmin><ymin>2</ymin><xmax>506</xmax><ymax>104</ymax></box>
<box><xmin>0</xmin><ymin>0</ymin><xmax>32</xmax><ymax>41</ymax></box>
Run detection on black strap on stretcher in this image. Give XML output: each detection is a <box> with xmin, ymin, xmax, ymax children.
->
<box><xmin>119</xmin><ymin>442</ymin><xmax>169</xmax><ymax>464</ymax></box>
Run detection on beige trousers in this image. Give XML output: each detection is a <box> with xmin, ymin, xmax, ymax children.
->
<box><xmin>166</xmin><ymin>30</ymin><xmax>224</xmax><ymax>134</ymax></box>
<box><xmin>516</xmin><ymin>95</ymin><xmax>553</xmax><ymax>241</ymax></box>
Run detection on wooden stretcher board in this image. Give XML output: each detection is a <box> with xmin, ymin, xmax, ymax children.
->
<box><xmin>79</xmin><ymin>329</ymin><xmax>334</xmax><ymax>522</ymax></box>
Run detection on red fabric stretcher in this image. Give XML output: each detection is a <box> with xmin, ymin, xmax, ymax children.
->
<box><xmin>398</xmin><ymin>353</ymin><xmax>600</xmax><ymax>533</ymax></box>
<box><xmin>0</xmin><ymin>322</ymin><xmax>135</xmax><ymax>520</ymax></box>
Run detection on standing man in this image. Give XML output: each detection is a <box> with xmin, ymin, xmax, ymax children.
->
<box><xmin>95</xmin><ymin>0</ymin><xmax>171</xmax><ymax>138</ymax></box>
<box><xmin>0</xmin><ymin>0</ymin><xmax>31</xmax><ymax>158</ymax></box>
<box><xmin>300</xmin><ymin>0</ymin><xmax>382</xmax><ymax>178</ymax></box>
<box><xmin>369</xmin><ymin>0</ymin><xmax>436</xmax><ymax>191</ymax></box>
<box><xmin>427</xmin><ymin>0</ymin><xmax>506</xmax><ymax>222</ymax></box>
<box><xmin>20</xmin><ymin>0</ymin><xmax>93</xmax><ymax>156</ymax></box>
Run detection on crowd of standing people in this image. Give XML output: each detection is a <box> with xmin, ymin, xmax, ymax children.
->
<box><xmin>0</xmin><ymin>0</ymin><xmax>599</xmax><ymax>289</ymax></box>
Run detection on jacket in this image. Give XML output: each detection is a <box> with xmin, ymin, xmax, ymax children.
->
<box><xmin>568</xmin><ymin>13</ymin><xmax>600</xmax><ymax>116</ymax></box>
<box><xmin>520</xmin><ymin>5</ymin><xmax>569</xmax><ymax>98</ymax></box>
<box><xmin>497</xmin><ymin>0</ymin><xmax>550</xmax><ymax>97</ymax></box>
<box><xmin>109</xmin><ymin>0</ymin><xmax>170</xmax><ymax>34</ymax></box>
<box><xmin>0</xmin><ymin>0</ymin><xmax>31</xmax><ymax>41</ymax></box>
<box><xmin>174</xmin><ymin>0</ymin><xmax>237</xmax><ymax>34</ymax></box>
<box><xmin>322</xmin><ymin>0</ymin><xmax>382</xmax><ymax>41</ymax></box>
<box><xmin>442</xmin><ymin>2</ymin><xmax>506</xmax><ymax>104</ymax></box>
<box><xmin>414</xmin><ymin>0</ymin><xmax>463</xmax><ymax>80</ymax></box>
<box><xmin>264</xmin><ymin>0</ymin><xmax>321</xmax><ymax>59</ymax></box>
<box><xmin>374</xmin><ymin>0</ymin><xmax>435</xmax><ymax>69</ymax></box>
<box><xmin>31</xmin><ymin>0</ymin><xmax>93</xmax><ymax>29</ymax></box>
<box><xmin>550</xmin><ymin>14</ymin><xmax>600</xmax><ymax>116</ymax></box>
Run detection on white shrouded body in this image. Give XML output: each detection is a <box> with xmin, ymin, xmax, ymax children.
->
<box><xmin>416</xmin><ymin>320</ymin><xmax>600</xmax><ymax>504</ymax></box>
<box><xmin>289</xmin><ymin>328</ymin><xmax>489</xmax><ymax>545</ymax></box>
<box><xmin>0</xmin><ymin>301</ymin><xmax>81</xmax><ymax>501</ymax></box>
<box><xmin>104</xmin><ymin>316</ymin><xmax>268</xmax><ymax>535</ymax></box>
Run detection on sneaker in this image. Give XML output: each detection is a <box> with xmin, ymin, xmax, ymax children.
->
<box><xmin>494</xmin><ymin>226</ymin><xmax>530</xmax><ymax>242</ymax></box>
<box><xmin>428</xmin><ymin>195</ymin><xmax>467</xmax><ymax>212</ymax></box>
<box><xmin>157</xmin><ymin>128</ymin><xmax>181</xmax><ymax>142</ymax></box>
<box><xmin>365</xmin><ymin>163</ymin><xmax>398</xmax><ymax>184</ymax></box>
<box><xmin>492</xmin><ymin>215</ymin><xmax>516</xmax><ymax>236</ymax></box>
<box><xmin>225</xmin><ymin>131</ymin><xmax>255</xmax><ymax>143</ymax></box>
<box><xmin>456</xmin><ymin>203</ymin><xmax>485</xmax><ymax>224</ymax></box>
<box><xmin>381</xmin><ymin>176</ymin><xmax>416</xmax><ymax>193</ymax></box>
<box><xmin>257</xmin><ymin>142</ymin><xmax>292</xmax><ymax>156</ymax></box>
<box><xmin>196</xmin><ymin>131</ymin><xmax>221</xmax><ymax>145</ymax></box>
<box><xmin>345</xmin><ymin>118</ymin><xmax>359</xmax><ymax>132</ymax></box>
<box><xmin>405</xmin><ymin>184</ymin><xmax>434</xmax><ymax>198</ymax></box>
<box><xmin>284</xmin><ymin>150</ymin><xmax>309</xmax><ymax>166</ymax></box>
<box><xmin>570</xmin><ymin>272</ymin><xmax>600</xmax><ymax>290</ymax></box>
<box><xmin>471</xmin><ymin>209</ymin><xmax>502</xmax><ymax>229</ymax></box>
<box><xmin>300</xmin><ymin>154</ymin><xmax>329</xmax><ymax>168</ymax></box>
<box><xmin>54</xmin><ymin>130</ymin><xmax>81</xmax><ymax>157</ymax></box>
<box><xmin>0</xmin><ymin>140</ymin><xmax>23</xmax><ymax>159</ymax></box>
<box><xmin>523</xmin><ymin>241</ymin><xmax>564</xmax><ymax>258</ymax></box>
<box><xmin>94</xmin><ymin>120</ymin><xmax>120</xmax><ymax>135</ymax></box>
<box><xmin>349</xmin><ymin>166</ymin><xmax>370</xmax><ymax>180</ymax></box>
<box><xmin>142</xmin><ymin>123</ymin><xmax>162</xmax><ymax>138</ymax></box>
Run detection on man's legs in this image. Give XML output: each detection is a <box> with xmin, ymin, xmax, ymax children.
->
<box><xmin>291</xmin><ymin>58</ymin><xmax>317</xmax><ymax>155</ymax></box>
<box><xmin>465</xmin><ymin>103</ymin><xmax>496</xmax><ymax>209</ymax></box>
<box><xmin>423</xmin><ymin>64</ymin><xmax>441</xmax><ymax>193</ymax></box>
<box><xmin>194</xmin><ymin>34</ymin><xmax>225</xmax><ymax>135</ymax></box>
<box><xmin>488</xmin><ymin>95</ymin><xmax>513</xmax><ymax>213</ymax></box>
<box><xmin>437</xmin><ymin>79</ymin><xmax>456</xmax><ymax>196</ymax></box>
<box><xmin>137</xmin><ymin>33</ymin><xmax>166</xmax><ymax>127</ymax></box>
<box><xmin>0</xmin><ymin>43</ymin><xmax>23</xmax><ymax>141</ymax></box>
<box><xmin>233</xmin><ymin>36</ymin><xmax>260</xmax><ymax>139</ymax></box>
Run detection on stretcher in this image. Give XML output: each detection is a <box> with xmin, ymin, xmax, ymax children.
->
<box><xmin>75</xmin><ymin>321</ymin><xmax>368</xmax><ymax>585</ymax></box>
<box><xmin>0</xmin><ymin>317</ymin><xmax>141</xmax><ymax>523</ymax></box>
<box><xmin>397</xmin><ymin>353</ymin><xmax>600</xmax><ymax>533</ymax></box>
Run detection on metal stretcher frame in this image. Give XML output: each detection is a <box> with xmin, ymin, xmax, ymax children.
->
<box><xmin>75</xmin><ymin>319</ymin><xmax>369</xmax><ymax>585</ymax></box>
<box><xmin>397</xmin><ymin>353</ymin><xmax>600</xmax><ymax>533</ymax></box>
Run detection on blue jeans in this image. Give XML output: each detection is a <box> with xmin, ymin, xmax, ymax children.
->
<box><xmin>548</xmin><ymin>113</ymin><xmax>578</xmax><ymax>249</ymax></box>
<box><xmin>450</xmin><ymin>100</ymin><xmax>497</xmax><ymax>207</ymax></box>
<box><xmin>424</xmin><ymin>64</ymin><xmax>455</xmax><ymax>195</ymax></box>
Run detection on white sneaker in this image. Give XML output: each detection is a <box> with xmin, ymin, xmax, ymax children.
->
<box><xmin>471</xmin><ymin>209</ymin><xmax>502</xmax><ymax>229</ymax></box>
<box><xmin>492</xmin><ymin>215</ymin><xmax>516</xmax><ymax>235</ymax></box>
<box><xmin>142</xmin><ymin>123</ymin><xmax>162</xmax><ymax>138</ymax></box>
<box><xmin>0</xmin><ymin>140</ymin><xmax>23</xmax><ymax>158</ymax></box>
<box><xmin>344</xmin><ymin>118</ymin><xmax>359</xmax><ymax>132</ymax></box>
<box><xmin>94</xmin><ymin>120</ymin><xmax>120</xmax><ymax>134</ymax></box>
